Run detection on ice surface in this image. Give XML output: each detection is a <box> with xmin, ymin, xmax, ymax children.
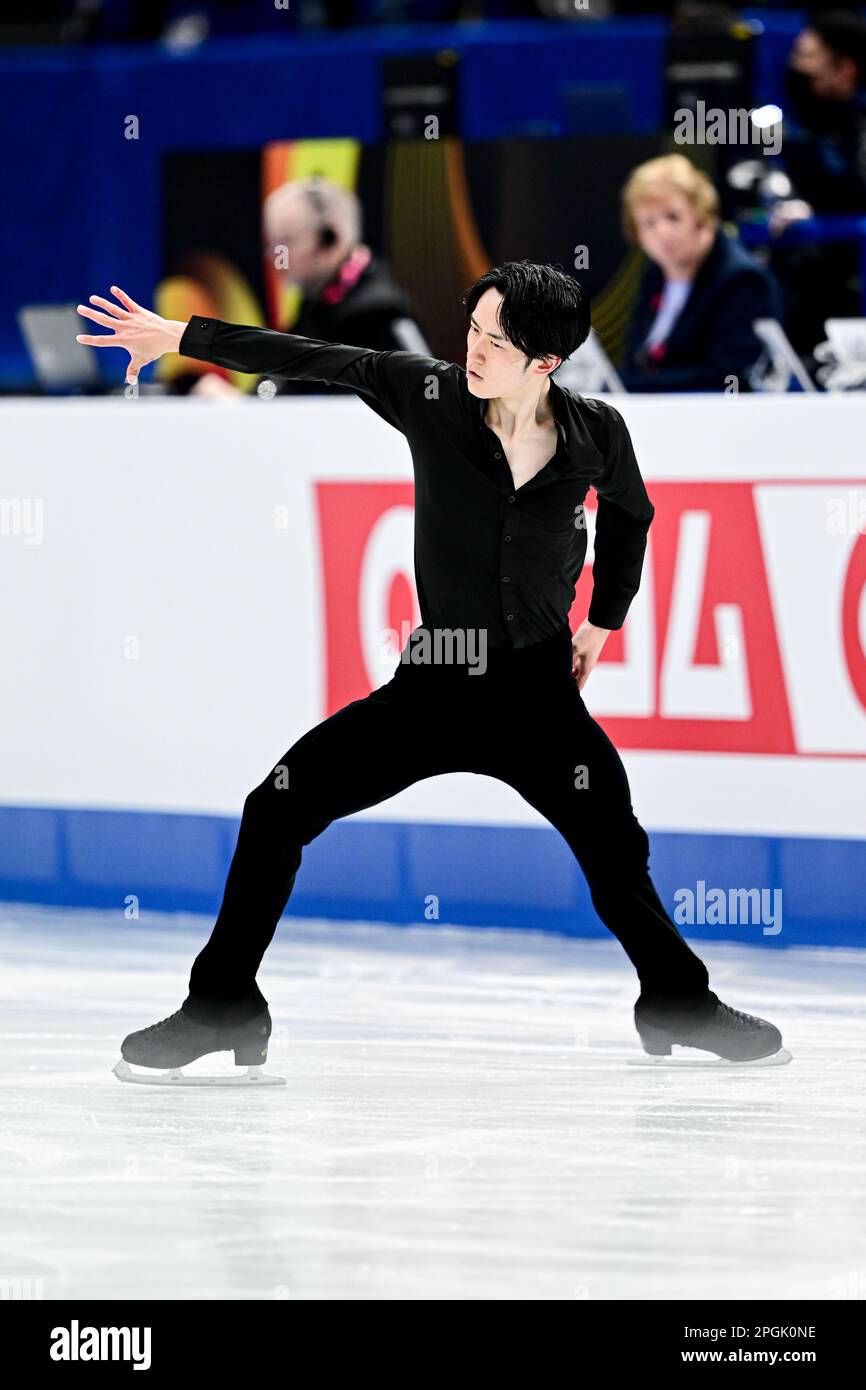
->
<box><xmin>1</xmin><ymin>902</ymin><xmax>864</xmax><ymax>1301</ymax></box>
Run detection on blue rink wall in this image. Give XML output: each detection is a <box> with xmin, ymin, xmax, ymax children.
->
<box><xmin>0</xmin><ymin>804</ymin><xmax>863</xmax><ymax>950</ymax></box>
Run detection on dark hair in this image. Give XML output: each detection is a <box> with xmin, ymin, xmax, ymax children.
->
<box><xmin>808</xmin><ymin>10</ymin><xmax>866</xmax><ymax>85</ymax></box>
<box><xmin>460</xmin><ymin>261</ymin><xmax>591</xmax><ymax>372</ymax></box>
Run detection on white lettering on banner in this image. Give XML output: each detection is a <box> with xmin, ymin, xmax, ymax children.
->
<box><xmin>755</xmin><ymin>486</ymin><xmax>866</xmax><ymax>752</ymax></box>
<box><xmin>580</xmin><ymin>509</ymin><xmax>656</xmax><ymax>716</ymax></box>
<box><xmin>315</xmin><ymin>472</ymin><xmax>866</xmax><ymax>761</ymax></box>
<box><xmin>358</xmin><ymin>504</ymin><xmax>420</xmax><ymax>689</ymax></box>
<box><xmin>661</xmin><ymin>511</ymin><xmax>751</xmax><ymax>720</ymax></box>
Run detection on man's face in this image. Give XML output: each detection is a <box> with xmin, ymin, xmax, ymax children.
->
<box><xmin>632</xmin><ymin>188</ymin><xmax>706</xmax><ymax>277</ymax></box>
<box><xmin>263</xmin><ymin>192</ymin><xmax>327</xmax><ymax>292</ymax></box>
<box><xmin>791</xmin><ymin>27</ymin><xmax>853</xmax><ymax>99</ymax></box>
<box><xmin>465</xmin><ymin>287</ymin><xmax>557</xmax><ymax>397</ymax></box>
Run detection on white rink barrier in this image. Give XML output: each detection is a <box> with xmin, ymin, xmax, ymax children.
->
<box><xmin>1</xmin><ymin>392</ymin><xmax>864</xmax><ymax>944</ymax></box>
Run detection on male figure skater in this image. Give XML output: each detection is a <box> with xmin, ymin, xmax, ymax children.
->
<box><xmin>76</xmin><ymin>263</ymin><xmax>787</xmax><ymax>1069</ymax></box>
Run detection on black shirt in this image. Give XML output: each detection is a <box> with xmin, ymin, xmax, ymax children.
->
<box><xmin>178</xmin><ymin>317</ymin><xmax>655</xmax><ymax>646</ymax></box>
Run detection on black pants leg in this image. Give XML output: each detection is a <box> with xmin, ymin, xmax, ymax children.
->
<box><xmin>183</xmin><ymin>624</ymin><xmax>710</xmax><ymax>1026</ymax></box>
<box><xmin>465</xmin><ymin>643</ymin><xmax>710</xmax><ymax>1000</ymax></box>
<box><xmin>182</xmin><ymin>673</ymin><xmax>469</xmax><ymax>1025</ymax></box>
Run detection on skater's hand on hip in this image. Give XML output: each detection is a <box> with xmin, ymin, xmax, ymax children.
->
<box><xmin>571</xmin><ymin>619</ymin><xmax>610</xmax><ymax>691</ymax></box>
<box><xmin>76</xmin><ymin>286</ymin><xmax>188</xmax><ymax>386</ymax></box>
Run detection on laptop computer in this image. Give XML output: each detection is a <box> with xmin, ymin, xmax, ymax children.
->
<box><xmin>18</xmin><ymin>304</ymin><xmax>106</xmax><ymax>394</ymax></box>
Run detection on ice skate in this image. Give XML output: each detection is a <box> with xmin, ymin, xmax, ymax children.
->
<box><xmin>113</xmin><ymin>1005</ymin><xmax>286</xmax><ymax>1086</ymax></box>
<box><xmin>630</xmin><ymin>989</ymin><xmax>792</xmax><ymax>1068</ymax></box>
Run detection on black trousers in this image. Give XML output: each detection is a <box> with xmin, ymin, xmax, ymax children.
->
<box><xmin>182</xmin><ymin>622</ymin><xmax>711</xmax><ymax>1027</ymax></box>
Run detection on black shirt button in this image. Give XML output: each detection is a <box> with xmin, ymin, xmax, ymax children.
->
<box><xmin>508</xmin><ymin>495</ymin><xmax>515</xmax><ymax>503</ymax></box>
<box><xmin>506</xmin><ymin>613</ymin><xmax>515</xmax><ymax>621</ymax></box>
<box><xmin>503</xmin><ymin>535</ymin><xmax>512</xmax><ymax>542</ymax></box>
<box><xmin>494</xmin><ymin>451</ymin><xmax>502</xmax><ymax>459</ymax></box>
<box><xmin>502</xmin><ymin>576</ymin><xmax>510</xmax><ymax>582</ymax></box>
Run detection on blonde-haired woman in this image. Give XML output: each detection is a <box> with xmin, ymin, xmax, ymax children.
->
<box><xmin>620</xmin><ymin>154</ymin><xmax>781</xmax><ymax>391</ymax></box>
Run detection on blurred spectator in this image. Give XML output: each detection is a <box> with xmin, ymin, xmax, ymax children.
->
<box><xmin>620</xmin><ymin>154</ymin><xmax>782</xmax><ymax>393</ymax></box>
<box><xmin>187</xmin><ymin>175</ymin><xmax>429</xmax><ymax>400</ymax></box>
<box><xmin>774</xmin><ymin>10</ymin><xmax>866</xmax><ymax>222</ymax></box>
<box><xmin>760</xmin><ymin>11</ymin><xmax>866</xmax><ymax>360</ymax></box>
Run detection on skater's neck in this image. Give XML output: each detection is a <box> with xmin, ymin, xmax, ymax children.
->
<box><xmin>484</xmin><ymin>377</ymin><xmax>554</xmax><ymax>442</ymax></box>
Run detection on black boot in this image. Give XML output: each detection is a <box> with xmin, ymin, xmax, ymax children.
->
<box><xmin>634</xmin><ymin>989</ymin><xmax>785</xmax><ymax>1062</ymax></box>
<box><xmin>120</xmin><ymin>1006</ymin><xmax>272</xmax><ymax>1070</ymax></box>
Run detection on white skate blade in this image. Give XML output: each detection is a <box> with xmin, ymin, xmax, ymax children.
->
<box><xmin>113</xmin><ymin>1060</ymin><xmax>286</xmax><ymax>1086</ymax></box>
<box><xmin>628</xmin><ymin>1046</ymin><xmax>793</xmax><ymax>1069</ymax></box>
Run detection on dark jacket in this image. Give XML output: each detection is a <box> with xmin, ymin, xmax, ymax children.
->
<box><xmin>272</xmin><ymin>247</ymin><xmax>429</xmax><ymax>397</ymax></box>
<box><xmin>778</xmin><ymin>76</ymin><xmax>866</xmax><ymax>215</ymax></box>
<box><xmin>621</xmin><ymin>230</ymin><xmax>783</xmax><ymax>393</ymax></box>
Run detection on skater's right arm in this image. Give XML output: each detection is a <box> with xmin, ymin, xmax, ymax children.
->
<box><xmin>75</xmin><ymin>286</ymin><xmax>441</xmax><ymax>432</ymax></box>
<box><xmin>177</xmin><ymin>314</ymin><xmax>439</xmax><ymax>432</ymax></box>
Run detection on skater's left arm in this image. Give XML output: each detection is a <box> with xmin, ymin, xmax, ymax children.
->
<box><xmin>572</xmin><ymin>401</ymin><xmax>654</xmax><ymax>687</ymax></box>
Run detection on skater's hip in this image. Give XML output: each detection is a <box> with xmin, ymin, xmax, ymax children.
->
<box><xmin>389</xmin><ymin>620</ymin><xmax>574</xmax><ymax>687</ymax></box>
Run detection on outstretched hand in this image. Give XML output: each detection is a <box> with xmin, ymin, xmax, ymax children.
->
<box><xmin>571</xmin><ymin>618</ymin><xmax>611</xmax><ymax>691</ymax></box>
<box><xmin>76</xmin><ymin>286</ymin><xmax>186</xmax><ymax>385</ymax></box>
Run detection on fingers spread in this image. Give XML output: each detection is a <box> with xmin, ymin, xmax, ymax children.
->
<box><xmin>110</xmin><ymin>285</ymin><xmax>141</xmax><ymax>311</ymax></box>
<box><xmin>89</xmin><ymin>294</ymin><xmax>129</xmax><ymax>318</ymax></box>
<box><xmin>77</xmin><ymin>305</ymin><xmax>122</xmax><ymax>330</ymax></box>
